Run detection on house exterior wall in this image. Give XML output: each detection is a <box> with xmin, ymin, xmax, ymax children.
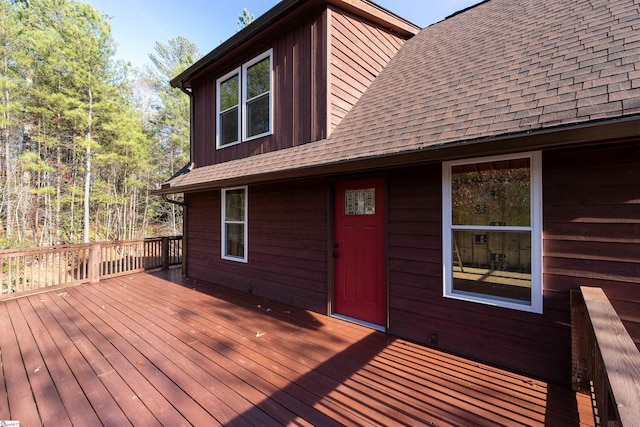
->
<box><xmin>183</xmin><ymin>141</ymin><xmax>640</xmax><ymax>383</ymax></box>
<box><xmin>328</xmin><ymin>7</ymin><xmax>406</xmax><ymax>134</ymax></box>
<box><xmin>185</xmin><ymin>180</ymin><xmax>329</xmax><ymax>313</ymax></box>
<box><xmin>385</xmin><ymin>141</ymin><xmax>640</xmax><ymax>383</ymax></box>
<box><xmin>191</xmin><ymin>11</ymin><xmax>328</xmax><ymax>168</ymax></box>
<box><xmin>386</xmin><ymin>163</ymin><xmax>570</xmax><ymax>382</ymax></box>
<box><xmin>188</xmin><ymin>5</ymin><xmax>410</xmax><ymax>169</ymax></box>
<box><xmin>543</xmin><ymin>141</ymin><xmax>640</xmax><ymax>348</ymax></box>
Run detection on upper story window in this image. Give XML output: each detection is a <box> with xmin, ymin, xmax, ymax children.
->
<box><xmin>216</xmin><ymin>50</ymin><xmax>273</xmax><ymax>149</ymax></box>
<box><xmin>442</xmin><ymin>152</ymin><xmax>543</xmax><ymax>313</ymax></box>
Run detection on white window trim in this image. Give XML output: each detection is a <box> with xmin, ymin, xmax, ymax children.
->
<box><xmin>216</xmin><ymin>50</ymin><xmax>273</xmax><ymax>149</ymax></box>
<box><xmin>442</xmin><ymin>151</ymin><xmax>543</xmax><ymax>313</ymax></box>
<box><xmin>221</xmin><ymin>186</ymin><xmax>248</xmax><ymax>263</ymax></box>
<box><xmin>242</xmin><ymin>49</ymin><xmax>273</xmax><ymax>142</ymax></box>
<box><xmin>216</xmin><ymin>67</ymin><xmax>241</xmax><ymax>149</ymax></box>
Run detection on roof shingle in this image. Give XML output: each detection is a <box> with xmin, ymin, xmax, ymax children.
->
<box><xmin>160</xmin><ymin>0</ymin><xmax>640</xmax><ymax>193</ymax></box>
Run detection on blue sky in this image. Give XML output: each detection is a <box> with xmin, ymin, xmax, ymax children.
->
<box><xmin>84</xmin><ymin>0</ymin><xmax>480</xmax><ymax>71</ymax></box>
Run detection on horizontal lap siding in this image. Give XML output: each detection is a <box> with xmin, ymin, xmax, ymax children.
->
<box><xmin>185</xmin><ymin>192</ymin><xmax>219</xmax><ymax>278</ymax></box>
<box><xmin>328</xmin><ymin>8</ymin><xmax>406</xmax><ymax>134</ymax></box>
<box><xmin>544</xmin><ymin>142</ymin><xmax>640</xmax><ymax>351</ymax></box>
<box><xmin>185</xmin><ymin>181</ymin><xmax>328</xmax><ymax>313</ymax></box>
<box><xmin>387</xmin><ymin>164</ymin><xmax>571</xmax><ymax>383</ymax></box>
<box><xmin>186</xmin><ymin>141</ymin><xmax>639</xmax><ymax>383</ymax></box>
<box><xmin>192</xmin><ymin>13</ymin><xmax>327</xmax><ymax>167</ymax></box>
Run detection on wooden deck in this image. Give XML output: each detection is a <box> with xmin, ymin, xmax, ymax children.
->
<box><xmin>0</xmin><ymin>269</ymin><xmax>595</xmax><ymax>426</ymax></box>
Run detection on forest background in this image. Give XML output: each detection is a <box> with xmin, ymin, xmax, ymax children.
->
<box><xmin>0</xmin><ymin>0</ymin><xmax>253</xmax><ymax>249</ymax></box>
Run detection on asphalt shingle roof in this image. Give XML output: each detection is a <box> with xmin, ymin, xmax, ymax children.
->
<box><xmin>161</xmin><ymin>0</ymin><xmax>640</xmax><ymax>193</ymax></box>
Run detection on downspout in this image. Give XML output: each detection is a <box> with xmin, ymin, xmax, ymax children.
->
<box><xmin>178</xmin><ymin>80</ymin><xmax>195</xmax><ymax>167</ymax></box>
<box><xmin>172</xmin><ymin>80</ymin><xmax>194</xmax><ymax>276</ymax></box>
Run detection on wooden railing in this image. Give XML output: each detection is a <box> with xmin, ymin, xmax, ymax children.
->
<box><xmin>571</xmin><ymin>286</ymin><xmax>640</xmax><ymax>427</ymax></box>
<box><xmin>0</xmin><ymin>236</ymin><xmax>182</xmax><ymax>298</ymax></box>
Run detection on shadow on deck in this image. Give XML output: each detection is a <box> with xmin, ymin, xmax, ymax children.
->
<box><xmin>0</xmin><ymin>269</ymin><xmax>595</xmax><ymax>426</ymax></box>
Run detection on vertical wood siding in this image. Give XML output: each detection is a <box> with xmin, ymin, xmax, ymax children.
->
<box><xmin>185</xmin><ymin>180</ymin><xmax>329</xmax><ymax>313</ymax></box>
<box><xmin>328</xmin><ymin>8</ymin><xmax>405</xmax><ymax>134</ymax></box>
<box><xmin>191</xmin><ymin>13</ymin><xmax>327</xmax><ymax>168</ymax></box>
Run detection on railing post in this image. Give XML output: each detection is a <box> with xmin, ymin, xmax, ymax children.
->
<box><xmin>88</xmin><ymin>243</ymin><xmax>101</xmax><ymax>284</ymax></box>
<box><xmin>571</xmin><ymin>289</ymin><xmax>591</xmax><ymax>393</ymax></box>
<box><xmin>161</xmin><ymin>237</ymin><xmax>169</xmax><ymax>270</ymax></box>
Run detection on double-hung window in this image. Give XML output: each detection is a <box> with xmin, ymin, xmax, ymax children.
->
<box><xmin>222</xmin><ymin>186</ymin><xmax>248</xmax><ymax>262</ymax></box>
<box><xmin>442</xmin><ymin>152</ymin><xmax>542</xmax><ymax>313</ymax></box>
<box><xmin>218</xmin><ymin>71</ymin><xmax>240</xmax><ymax>147</ymax></box>
<box><xmin>216</xmin><ymin>50</ymin><xmax>272</xmax><ymax>148</ymax></box>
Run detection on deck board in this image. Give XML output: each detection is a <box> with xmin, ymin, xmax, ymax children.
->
<box><xmin>0</xmin><ymin>269</ymin><xmax>595</xmax><ymax>426</ymax></box>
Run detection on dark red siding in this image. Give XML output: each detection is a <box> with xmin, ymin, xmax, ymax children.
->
<box><xmin>191</xmin><ymin>12</ymin><xmax>328</xmax><ymax>168</ymax></box>
<box><xmin>543</xmin><ymin>141</ymin><xmax>640</xmax><ymax>352</ymax></box>
<box><xmin>189</xmin><ymin>5</ymin><xmax>410</xmax><ymax>169</ymax></box>
<box><xmin>328</xmin><ymin>7</ymin><xmax>406</xmax><ymax>134</ymax></box>
<box><xmin>185</xmin><ymin>141</ymin><xmax>640</xmax><ymax>384</ymax></box>
<box><xmin>386</xmin><ymin>164</ymin><xmax>570</xmax><ymax>383</ymax></box>
<box><xmin>185</xmin><ymin>180</ymin><xmax>329</xmax><ymax>313</ymax></box>
<box><xmin>386</xmin><ymin>142</ymin><xmax>640</xmax><ymax>383</ymax></box>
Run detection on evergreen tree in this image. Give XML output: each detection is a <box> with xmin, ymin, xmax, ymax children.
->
<box><xmin>145</xmin><ymin>37</ymin><xmax>200</xmax><ymax>234</ymax></box>
<box><xmin>237</xmin><ymin>8</ymin><xmax>255</xmax><ymax>32</ymax></box>
<box><xmin>0</xmin><ymin>0</ymin><xmax>202</xmax><ymax>247</ymax></box>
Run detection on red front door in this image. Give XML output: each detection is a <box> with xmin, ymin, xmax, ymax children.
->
<box><xmin>334</xmin><ymin>179</ymin><xmax>386</xmax><ymax>326</ymax></box>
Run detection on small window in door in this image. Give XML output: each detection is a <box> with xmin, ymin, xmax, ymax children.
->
<box><xmin>345</xmin><ymin>189</ymin><xmax>375</xmax><ymax>215</ymax></box>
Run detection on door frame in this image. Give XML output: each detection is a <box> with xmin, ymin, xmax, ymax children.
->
<box><xmin>328</xmin><ymin>175</ymin><xmax>389</xmax><ymax>331</ymax></box>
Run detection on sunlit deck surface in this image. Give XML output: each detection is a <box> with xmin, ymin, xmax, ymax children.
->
<box><xmin>0</xmin><ymin>269</ymin><xmax>594</xmax><ymax>426</ymax></box>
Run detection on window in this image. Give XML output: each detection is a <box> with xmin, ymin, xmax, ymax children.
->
<box><xmin>222</xmin><ymin>186</ymin><xmax>248</xmax><ymax>262</ymax></box>
<box><xmin>216</xmin><ymin>50</ymin><xmax>272</xmax><ymax>148</ymax></box>
<box><xmin>218</xmin><ymin>70</ymin><xmax>240</xmax><ymax>147</ymax></box>
<box><xmin>442</xmin><ymin>152</ymin><xmax>542</xmax><ymax>313</ymax></box>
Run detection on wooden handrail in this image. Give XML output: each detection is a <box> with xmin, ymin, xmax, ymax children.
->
<box><xmin>571</xmin><ymin>286</ymin><xmax>640</xmax><ymax>427</ymax></box>
<box><xmin>0</xmin><ymin>236</ymin><xmax>183</xmax><ymax>298</ymax></box>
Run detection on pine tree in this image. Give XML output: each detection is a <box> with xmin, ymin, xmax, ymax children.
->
<box><xmin>146</xmin><ymin>37</ymin><xmax>200</xmax><ymax>234</ymax></box>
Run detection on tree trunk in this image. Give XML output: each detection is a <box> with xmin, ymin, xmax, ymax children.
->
<box><xmin>83</xmin><ymin>87</ymin><xmax>93</xmax><ymax>243</ymax></box>
<box><xmin>56</xmin><ymin>143</ymin><xmax>61</xmax><ymax>244</ymax></box>
<box><xmin>2</xmin><ymin>61</ymin><xmax>12</xmax><ymax>240</ymax></box>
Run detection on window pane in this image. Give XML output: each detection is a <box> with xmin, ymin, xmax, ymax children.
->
<box><xmin>220</xmin><ymin>74</ymin><xmax>239</xmax><ymax>111</ymax></box>
<box><xmin>246</xmin><ymin>57</ymin><xmax>270</xmax><ymax>99</ymax></box>
<box><xmin>225</xmin><ymin>189</ymin><xmax>245</xmax><ymax>221</ymax></box>
<box><xmin>246</xmin><ymin>93</ymin><xmax>270</xmax><ymax>137</ymax></box>
<box><xmin>452</xmin><ymin>230</ymin><xmax>532</xmax><ymax>303</ymax></box>
<box><xmin>220</xmin><ymin>108</ymin><xmax>238</xmax><ymax>146</ymax></box>
<box><xmin>452</xmin><ymin>158</ymin><xmax>530</xmax><ymax>226</ymax></box>
<box><xmin>225</xmin><ymin>223</ymin><xmax>245</xmax><ymax>258</ymax></box>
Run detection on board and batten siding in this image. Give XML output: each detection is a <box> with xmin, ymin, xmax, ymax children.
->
<box><xmin>328</xmin><ymin>7</ymin><xmax>406</xmax><ymax>135</ymax></box>
<box><xmin>185</xmin><ymin>180</ymin><xmax>329</xmax><ymax>313</ymax></box>
<box><xmin>191</xmin><ymin>12</ymin><xmax>327</xmax><ymax>168</ymax></box>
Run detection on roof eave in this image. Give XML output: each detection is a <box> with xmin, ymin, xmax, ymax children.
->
<box><xmin>151</xmin><ymin>115</ymin><xmax>640</xmax><ymax>195</ymax></box>
<box><xmin>170</xmin><ymin>0</ymin><xmax>419</xmax><ymax>88</ymax></box>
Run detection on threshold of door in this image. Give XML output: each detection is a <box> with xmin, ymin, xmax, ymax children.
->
<box><xmin>331</xmin><ymin>313</ymin><xmax>386</xmax><ymax>332</ymax></box>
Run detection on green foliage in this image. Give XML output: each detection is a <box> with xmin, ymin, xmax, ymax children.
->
<box><xmin>0</xmin><ymin>0</ymin><xmax>196</xmax><ymax>246</ymax></box>
<box><xmin>237</xmin><ymin>8</ymin><xmax>255</xmax><ymax>32</ymax></box>
<box><xmin>146</xmin><ymin>37</ymin><xmax>200</xmax><ymax>169</ymax></box>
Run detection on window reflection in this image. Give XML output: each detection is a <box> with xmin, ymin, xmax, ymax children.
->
<box><xmin>452</xmin><ymin>230</ymin><xmax>532</xmax><ymax>303</ymax></box>
<box><xmin>452</xmin><ymin>159</ymin><xmax>530</xmax><ymax>227</ymax></box>
<box><xmin>225</xmin><ymin>189</ymin><xmax>245</xmax><ymax>221</ymax></box>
